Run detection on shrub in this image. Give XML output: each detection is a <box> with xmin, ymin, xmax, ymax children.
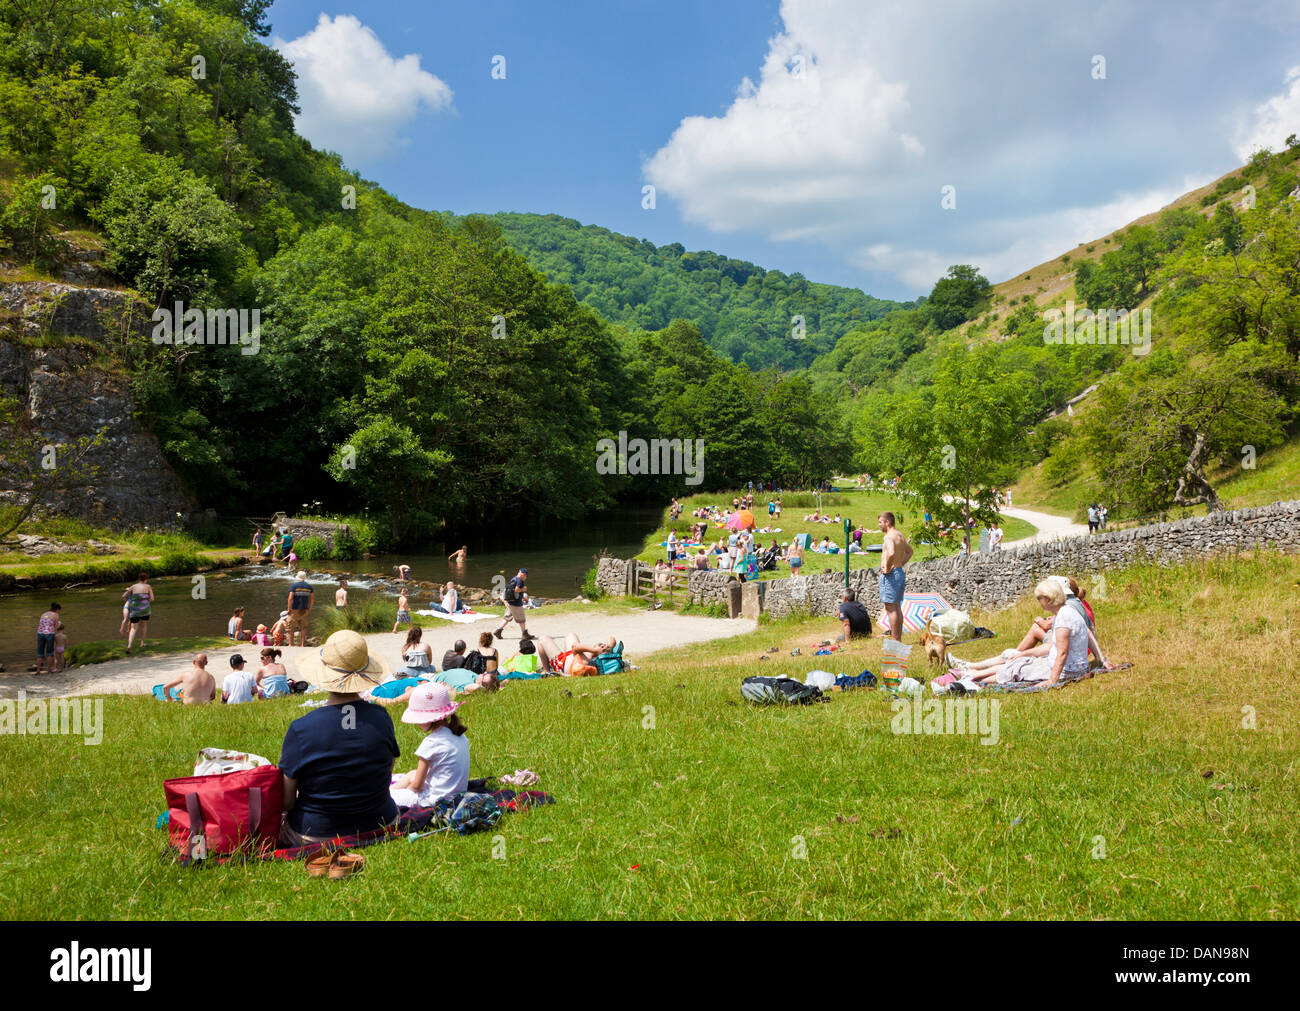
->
<box><xmin>580</xmin><ymin>564</ymin><xmax>606</xmax><ymax>600</ymax></box>
<box><xmin>296</xmin><ymin>536</ymin><xmax>329</xmax><ymax>561</ymax></box>
<box><xmin>332</xmin><ymin>516</ymin><xmax>380</xmax><ymax>558</ymax></box>
<box><xmin>315</xmin><ymin>599</ymin><xmax>395</xmax><ymax>635</ymax></box>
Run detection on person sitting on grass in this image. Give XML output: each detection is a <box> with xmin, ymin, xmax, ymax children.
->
<box><xmin>533</xmin><ymin>632</ymin><xmax>621</xmax><ymax>677</ymax></box>
<box><xmin>228</xmin><ymin>606</ymin><xmax>249</xmax><ymax>641</ymax></box>
<box><xmin>426</xmin><ymin>581</ymin><xmax>463</xmax><ymax>615</ymax></box>
<box><xmin>838</xmin><ymin>588</ymin><xmax>873</xmax><ymax>640</ymax></box>
<box><xmin>279</xmin><ymin>630</ymin><xmax>398</xmax><ymax>846</ymax></box>
<box><xmin>400</xmin><ymin>626</ymin><xmax>435</xmax><ymax>677</ymax></box>
<box><xmin>500</xmin><ymin>638</ymin><xmax>544</xmax><ymax>679</ymax></box>
<box><xmin>222</xmin><ymin>654</ymin><xmax>257</xmax><ymax>704</ymax></box>
<box><xmin>694</xmin><ymin>548</ymin><xmax>710</xmax><ymax>570</ymax></box>
<box><xmin>442</xmin><ymin>639</ymin><xmax>468</xmax><ymax>670</ymax></box>
<box><xmin>162</xmin><ymin>653</ymin><xmax>216</xmax><ymax>706</ymax></box>
<box><xmin>389</xmin><ymin>683</ymin><xmax>470</xmax><ymax>809</ymax></box>
<box><xmin>963</xmin><ymin>581</ymin><xmax>1112</xmax><ymax>687</ymax></box>
<box><xmin>256</xmin><ymin>648</ymin><xmax>291</xmax><ymax>698</ymax></box>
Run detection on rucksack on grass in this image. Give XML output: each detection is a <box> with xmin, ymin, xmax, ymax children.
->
<box><xmin>741</xmin><ymin>676</ymin><xmax>828</xmax><ymax>705</ymax></box>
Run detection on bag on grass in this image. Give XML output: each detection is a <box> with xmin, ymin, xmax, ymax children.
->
<box><xmin>164</xmin><ymin>764</ymin><xmax>283</xmax><ymax>860</ymax></box>
<box><xmin>593</xmin><ymin>642</ymin><xmax>626</xmax><ymax>675</ymax></box>
<box><xmin>880</xmin><ymin>638</ymin><xmax>913</xmax><ymax>691</ymax></box>
<box><xmin>927</xmin><ymin>609</ymin><xmax>976</xmax><ymax>644</ymax></box>
<box><xmin>426</xmin><ymin>792</ymin><xmax>502</xmax><ymax>835</ymax></box>
<box><xmin>193</xmin><ymin>747</ymin><xmax>272</xmax><ymax>776</ymax></box>
<box><xmin>741</xmin><ymin>676</ymin><xmax>827</xmax><ymax>705</ymax></box>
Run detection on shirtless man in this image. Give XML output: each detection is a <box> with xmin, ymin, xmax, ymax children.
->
<box><xmin>162</xmin><ymin>653</ymin><xmax>217</xmax><ymax>706</ymax></box>
<box><xmin>878</xmin><ymin>512</ymin><xmax>913</xmax><ymax>642</ymax></box>
<box><xmin>448</xmin><ymin>545</ymin><xmax>468</xmax><ymax>565</ymax></box>
<box><xmin>335</xmin><ymin>579</ymin><xmax>348</xmax><ymax>608</ymax></box>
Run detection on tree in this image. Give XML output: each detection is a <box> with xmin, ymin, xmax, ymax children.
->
<box><xmin>883</xmin><ymin>346</ymin><xmax>1032</xmax><ymax>530</ymax></box>
<box><xmin>926</xmin><ymin>265</ymin><xmax>991</xmax><ymax>331</ymax></box>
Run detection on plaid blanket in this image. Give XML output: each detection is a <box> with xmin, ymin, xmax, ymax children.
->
<box><xmin>985</xmin><ymin>661</ymin><xmax>1133</xmax><ymax>695</ymax></box>
<box><xmin>169</xmin><ymin>789</ymin><xmax>554</xmax><ymax>865</ymax></box>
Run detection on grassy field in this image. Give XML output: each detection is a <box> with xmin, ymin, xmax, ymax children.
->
<box><xmin>63</xmin><ymin>636</ymin><xmax>232</xmax><ymax>668</ymax></box>
<box><xmin>1</xmin><ymin>551</ymin><xmax>1295</xmax><ymax>919</ymax></box>
<box><xmin>634</xmin><ymin>488</ymin><xmax>1036</xmax><ymax>578</ymax></box>
<box><xmin>1011</xmin><ymin>434</ymin><xmax>1300</xmax><ymax>522</ymax></box>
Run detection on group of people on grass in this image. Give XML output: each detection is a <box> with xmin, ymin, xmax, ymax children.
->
<box><xmin>161</xmin><ymin>647</ymin><xmax>293</xmax><ymax>704</ymax></box>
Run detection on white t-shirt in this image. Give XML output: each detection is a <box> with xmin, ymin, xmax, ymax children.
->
<box><xmin>441</xmin><ymin>589</ymin><xmax>459</xmax><ymax>613</ymax></box>
<box><xmin>1046</xmin><ymin>606</ymin><xmax>1090</xmax><ymax>675</ymax></box>
<box><xmin>227</xmin><ymin>616</ymin><xmax>240</xmax><ymax>636</ymax></box>
<box><xmin>223</xmin><ymin>670</ymin><xmax>257</xmax><ymax>704</ymax></box>
<box><xmin>412</xmin><ymin>727</ymin><xmax>470</xmax><ymax>805</ymax></box>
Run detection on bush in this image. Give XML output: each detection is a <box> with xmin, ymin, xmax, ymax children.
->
<box><xmin>315</xmin><ymin>599</ymin><xmax>396</xmax><ymax>636</ymax></box>
<box><xmin>580</xmin><ymin>563</ymin><xmax>606</xmax><ymax>600</ymax></box>
<box><xmin>296</xmin><ymin>536</ymin><xmax>329</xmax><ymax>561</ymax></box>
<box><xmin>332</xmin><ymin>516</ymin><xmax>380</xmax><ymax>558</ymax></box>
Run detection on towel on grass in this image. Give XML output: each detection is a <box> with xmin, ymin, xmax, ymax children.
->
<box><xmin>414</xmin><ymin>608</ymin><xmax>493</xmax><ymax>624</ymax></box>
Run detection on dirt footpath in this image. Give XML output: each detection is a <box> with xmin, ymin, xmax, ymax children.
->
<box><xmin>0</xmin><ymin>609</ymin><xmax>758</xmax><ymax>699</ymax></box>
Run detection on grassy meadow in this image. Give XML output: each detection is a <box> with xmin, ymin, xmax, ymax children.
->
<box><xmin>634</xmin><ymin>488</ymin><xmax>1036</xmax><ymax>579</ymax></box>
<box><xmin>1</xmin><ymin>551</ymin><xmax>1296</xmax><ymax>919</ymax></box>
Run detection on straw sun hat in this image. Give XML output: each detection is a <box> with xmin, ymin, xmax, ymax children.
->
<box><xmin>296</xmin><ymin>629</ymin><xmax>387</xmax><ymax>693</ymax></box>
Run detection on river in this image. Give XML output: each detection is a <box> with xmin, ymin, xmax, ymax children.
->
<box><xmin>0</xmin><ymin>506</ymin><xmax>661</xmax><ymax>671</ymax></box>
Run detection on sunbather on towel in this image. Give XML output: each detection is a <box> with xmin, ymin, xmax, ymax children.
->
<box><xmin>533</xmin><ymin>632</ymin><xmax>621</xmax><ymax>677</ymax></box>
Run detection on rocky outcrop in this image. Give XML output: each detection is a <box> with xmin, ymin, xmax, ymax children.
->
<box><xmin>0</xmin><ymin>281</ymin><xmax>195</xmax><ymax>530</ymax></box>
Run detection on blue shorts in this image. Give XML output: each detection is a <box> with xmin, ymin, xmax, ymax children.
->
<box><xmin>37</xmin><ymin>632</ymin><xmax>55</xmax><ymax>657</ymax></box>
<box><xmin>879</xmin><ymin>567</ymin><xmax>906</xmax><ymax>604</ymax></box>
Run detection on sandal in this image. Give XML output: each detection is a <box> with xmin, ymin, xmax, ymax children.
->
<box><xmin>305</xmin><ymin>851</ymin><xmax>335</xmax><ymax>878</ymax></box>
<box><xmin>329</xmin><ymin>852</ymin><xmax>365</xmax><ymax>879</ymax></box>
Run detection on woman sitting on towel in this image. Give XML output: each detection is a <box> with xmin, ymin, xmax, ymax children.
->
<box><xmin>964</xmin><ymin>580</ymin><xmax>1111</xmax><ymax>687</ymax></box>
<box><xmin>400</xmin><ymin>626</ymin><xmax>435</xmax><ymax>677</ymax></box>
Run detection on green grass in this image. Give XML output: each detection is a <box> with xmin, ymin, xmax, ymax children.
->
<box><xmin>636</xmin><ymin>488</ymin><xmax>1035</xmax><ymax>577</ymax></box>
<box><xmin>64</xmin><ymin>636</ymin><xmax>231</xmax><ymax>667</ymax></box>
<box><xmin>1</xmin><ymin>551</ymin><xmax>1296</xmax><ymax>919</ymax></box>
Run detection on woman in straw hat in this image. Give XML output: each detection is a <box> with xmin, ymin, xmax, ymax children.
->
<box><xmin>277</xmin><ymin>630</ymin><xmax>401</xmax><ymax>845</ymax></box>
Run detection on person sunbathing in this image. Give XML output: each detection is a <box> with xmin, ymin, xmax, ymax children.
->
<box><xmin>961</xmin><ymin>582</ymin><xmax>1113</xmax><ymax>684</ymax></box>
<box><xmin>533</xmin><ymin>632</ymin><xmax>621</xmax><ymax>676</ymax></box>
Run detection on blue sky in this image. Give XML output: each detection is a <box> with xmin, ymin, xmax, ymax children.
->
<box><xmin>268</xmin><ymin>0</ymin><xmax>1300</xmax><ymax>300</ymax></box>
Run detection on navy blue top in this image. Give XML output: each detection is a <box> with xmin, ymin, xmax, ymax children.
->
<box><xmin>504</xmin><ymin>575</ymin><xmax>526</xmax><ymax>605</ymax></box>
<box><xmin>279</xmin><ymin>702</ymin><xmax>400</xmax><ymax>837</ymax></box>
<box><xmin>289</xmin><ymin>580</ymin><xmax>313</xmax><ymax>610</ymax></box>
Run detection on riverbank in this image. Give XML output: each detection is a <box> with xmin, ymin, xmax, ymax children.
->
<box><xmin>0</xmin><ymin>548</ymin><xmax>251</xmax><ymax>592</ymax></box>
<box><xmin>0</xmin><ymin>608</ymin><xmax>758</xmax><ymax>699</ymax></box>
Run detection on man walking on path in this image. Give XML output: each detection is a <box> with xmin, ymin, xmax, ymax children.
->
<box><xmin>989</xmin><ymin>523</ymin><xmax>1004</xmax><ymax>551</ymax></box>
<box><xmin>494</xmin><ymin>568</ymin><xmax>533</xmax><ymax>641</ymax></box>
<box><xmin>286</xmin><ymin>570</ymin><xmax>313</xmax><ymax>647</ymax></box>
<box><xmin>878</xmin><ymin>512</ymin><xmax>912</xmax><ymax>642</ymax></box>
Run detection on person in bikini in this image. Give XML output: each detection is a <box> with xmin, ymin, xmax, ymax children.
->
<box><xmin>533</xmin><ymin>632</ymin><xmax>621</xmax><ymax>677</ymax></box>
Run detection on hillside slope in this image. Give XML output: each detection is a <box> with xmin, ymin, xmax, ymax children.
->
<box><xmin>483</xmin><ymin>211</ymin><xmax>909</xmax><ymax>370</ymax></box>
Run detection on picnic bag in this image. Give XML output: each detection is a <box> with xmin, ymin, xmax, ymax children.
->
<box><xmin>741</xmin><ymin>676</ymin><xmax>827</xmax><ymax>705</ymax></box>
<box><xmin>880</xmin><ymin>638</ymin><xmax>913</xmax><ymax>692</ymax></box>
<box><xmin>593</xmin><ymin>641</ymin><xmax>625</xmax><ymax>675</ymax></box>
<box><xmin>425</xmin><ymin>792</ymin><xmax>503</xmax><ymax>835</ymax></box>
<box><xmin>164</xmin><ymin>764</ymin><xmax>283</xmax><ymax>860</ymax></box>
<box><xmin>927</xmin><ymin>609</ymin><xmax>976</xmax><ymax>644</ymax></box>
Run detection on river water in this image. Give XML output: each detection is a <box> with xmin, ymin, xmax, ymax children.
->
<box><xmin>0</xmin><ymin>506</ymin><xmax>661</xmax><ymax>671</ymax></box>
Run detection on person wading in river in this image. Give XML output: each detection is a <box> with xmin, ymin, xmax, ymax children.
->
<box><xmin>123</xmin><ymin>573</ymin><xmax>154</xmax><ymax>654</ymax></box>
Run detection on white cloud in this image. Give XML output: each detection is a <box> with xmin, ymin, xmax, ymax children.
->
<box><xmin>275</xmin><ymin>14</ymin><xmax>453</xmax><ymax>163</ymax></box>
<box><xmin>1234</xmin><ymin>66</ymin><xmax>1300</xmax><ymax>160</ymax></box>
<box><xmin>644</xmin><ymin>0</ymin><xmax>1294</xmax><ymax>292</ymax></box>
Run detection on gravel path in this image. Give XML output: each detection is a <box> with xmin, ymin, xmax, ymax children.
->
<box><xmin>0</xmin><ymin>608</ymin><xmax>757</xmax><ymax>699</ymax></box>
<box><xmin>1001</xmin><ymin>506</ymin><xmax>1089</xmax><ymax>544</ymax></box>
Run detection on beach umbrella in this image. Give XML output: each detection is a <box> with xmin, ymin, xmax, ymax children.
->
<box><xmin>738</xmin><ymin>510</ymin><xmax>755</xmax><ymax>529</ymax></box>
<box><xmin>725</xmin><ymin>512</ymin><xmax>744</xmax><ymax>530</ymax></box>
<box><xmin>879</xmin><ymin>591</ymin><xmax>953</xmax><ymax>635</ymax></box>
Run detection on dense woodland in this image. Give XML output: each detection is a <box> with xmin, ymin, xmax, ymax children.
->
<box><xmin>0</xmin><ymin>0</ymin><xmax>1295</xmax><ymax>545</ymax></box>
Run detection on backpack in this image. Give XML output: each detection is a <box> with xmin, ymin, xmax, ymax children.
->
<box><xmin>462</xmin><ymin>650</ymin><xmax>487</xmax><ymax>676</ymax></box>
<box><xmin>426</xmin><ymin>792</ymin><xmax>502</xmax><ymax>835</ymax></box>
<box><xmin>741</xmin><ymin>676</ymin><xmax>828</xmax><ymax>705</ymax></box>
<box><xmin>592</xmin><ymin>641</ymin><xmax>625</xmax><ymax>675</ymax></box>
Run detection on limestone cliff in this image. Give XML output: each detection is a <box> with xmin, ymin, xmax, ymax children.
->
<box><xmin>0</xmin><ymin>280</ymin><xmax>195</xmax><ymax>529</ymax></box>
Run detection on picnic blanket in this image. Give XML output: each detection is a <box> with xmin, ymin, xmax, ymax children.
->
<box><xmin>984</xmin><ymin>661</ymin><xmax>1134</xmax><ymax>695</ymax></box>
<box><xmin>414</xmin><ymin>608</ymin><xmax>491</xmax><ymax>624</ymax></box>
<box><xmin>168</xmin><ymin>789</ymin><xmax>554</xmax><ymax>865</ymax></box>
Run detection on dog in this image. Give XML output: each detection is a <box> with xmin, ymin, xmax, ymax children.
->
<box><xmin>920</xmin><ymin>627</ymin><xmax>950</xmax><ymax>669</ymax></box>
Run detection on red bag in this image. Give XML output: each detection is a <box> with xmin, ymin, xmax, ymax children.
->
<box><xmin>165</xmin><ymin>764</ymin><xmax>283</xmax><ymax>860</ymax></box>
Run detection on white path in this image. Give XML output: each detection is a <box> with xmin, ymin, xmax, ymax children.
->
<box><xmin>1001</xmin><ymin>506</ymin><xmax>1089</xmax><ymax>545</ymax></box>
<box><xmin>0</xmin><ymin>609</ymin><xmax>758</xmax><ymax>699</ymax></box>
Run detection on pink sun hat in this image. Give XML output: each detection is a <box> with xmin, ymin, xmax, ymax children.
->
<box><xmin>400</xmin><ymin>682</ymin><xmax>460</xmax><ymax>724</ymax></box>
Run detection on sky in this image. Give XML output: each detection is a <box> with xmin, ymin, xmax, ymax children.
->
<box><xmin>267</xmin><ymin>0</ymin><xmax>1300</xmax><ymax>300</ymax></box>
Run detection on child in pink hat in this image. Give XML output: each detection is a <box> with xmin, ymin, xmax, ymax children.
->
<box><xmin>389</xmin><ymin>683</ymin><xmax>470</xmax><ymax>808</ymax></box>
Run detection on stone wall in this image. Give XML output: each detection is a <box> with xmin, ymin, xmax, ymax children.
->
<box><xmin>599</xmin><ymin>499</ymin><xmax>1300</xmax><ymax>618</ymax></box>
<box><xmin>596</xmin><ymin>556</ymin><xmax>633</xmax><ymax>596</ymax></box>
<box><xmin>270</xmin><ymin>515</ymin><xmax>351</xmax><ymax>552</ymax></box>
